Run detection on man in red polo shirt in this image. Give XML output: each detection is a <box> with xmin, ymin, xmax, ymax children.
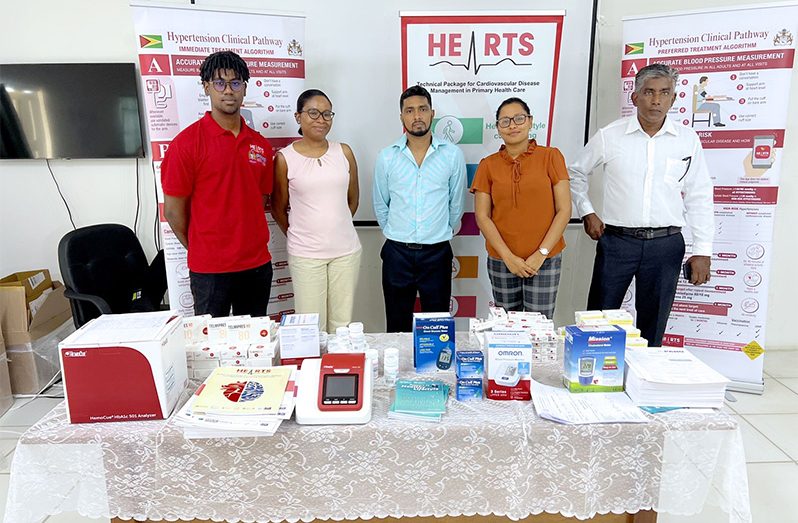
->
<box><xmin>161</xmin><ymin>51</ymin><xmax>274</xmax><ymax>317</ymax></box>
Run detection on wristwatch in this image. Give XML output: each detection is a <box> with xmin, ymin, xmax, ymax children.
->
<box><xmin>538</xmin><ymin>247</ymin><xmax>550</xmax><ymax>256</ymax></box>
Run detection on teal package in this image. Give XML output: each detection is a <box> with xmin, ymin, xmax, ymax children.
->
<box><xmin>413</xmin><ymin>315</ymin><xmax>455</xmax><ymax>373</ymax></box>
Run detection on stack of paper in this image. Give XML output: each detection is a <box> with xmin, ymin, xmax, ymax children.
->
<box><xmin>388</xmin><ymin>379</ymin><xmax>450</xmax><ymax>422</ymax></box>
<box><xmin>174</xmin><ymin>365</ymin><xmax>297</xmax><ymax>439</ymax></box>
<box><xmin>531</xmin><ymin>380</ymin><xmax>648</xmax><ymax>424</ymax></box>
<box><xmin>624</xmin><ymin>347</ymin><xmax>729</xmax><ymax>408</ymax></box>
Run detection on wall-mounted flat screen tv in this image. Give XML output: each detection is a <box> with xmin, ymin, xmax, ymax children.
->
<box><xmin>0</xmin><ymin>63</ymin><xmax>145</xmax><ymax>159</ymax></box>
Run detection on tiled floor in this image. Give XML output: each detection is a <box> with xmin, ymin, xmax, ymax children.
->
<box><xmin>1</xmin><ymin>352</ymin><xmax>797</xmax><ymax>523</ymax></box>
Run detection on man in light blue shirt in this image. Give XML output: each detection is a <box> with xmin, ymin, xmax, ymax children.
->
<box><xmin>373</xmin><ymin>85</ymin><xmax>466</xmax><ymax>332</ymax></box>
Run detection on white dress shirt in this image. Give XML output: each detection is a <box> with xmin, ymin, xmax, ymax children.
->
<box><xmin>569</xmin><ymin>116</ymin><xmax>714</xmax><ymax>256</ymax></box>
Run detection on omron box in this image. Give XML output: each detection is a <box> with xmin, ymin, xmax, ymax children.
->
<box><xmin>563</xmin><ymin>325</ymin><xmax>626</xmax><ymax>393</ymax></box>
<box><xmin>412</xmin><ymin>313</ymin><xmax>455</xmax><ymax>373</ymax></box>
<box><xmin>485</xmin><ymin>331</ymin><xmax>532</xmax><ymax>401</ymax></box>
<box><xmin>279</xmin><ymin>313</ymin><xmax>320</xmax><ymax>365</ymax></box>
<box><xmin>59</xmin><ymin>311</ymin><xmax>188</xmax><ymax>423</ymax></box>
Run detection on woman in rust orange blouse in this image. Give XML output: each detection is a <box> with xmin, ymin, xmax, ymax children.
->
<box><xmin>470</xmin><ymin>97</ymin><xmax>571</xmax><ymax>318</ymax></box>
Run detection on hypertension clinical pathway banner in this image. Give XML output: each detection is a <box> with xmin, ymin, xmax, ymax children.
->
<box><xmin>622</xmin><ymin>4</ymin><xmax>798</xmax><ymax>390</ymax></box>
<box><xmin>132</xmin><ymin>4</ymin><xmax>304</xmax><ymax>319</ymax></box>
<box><xmin>401</xmin><ymin>12</ymin><xmax>564</xmax><ymax>323</ymax></box>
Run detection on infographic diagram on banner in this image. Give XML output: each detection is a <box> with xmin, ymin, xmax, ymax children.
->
<box><xmin>622</xmin><ymin>5</ymin><xmax>797</xmax><ymax>385</ymax></box>
<box><xmin>132</xmin><ymin>5</ymin><xmax>304</xmax><ymax>318</ymax></box>
<box><xmin>402</xmin><ymin>13</ymin><xmax>564</xmax><ymax>322</ymax></box>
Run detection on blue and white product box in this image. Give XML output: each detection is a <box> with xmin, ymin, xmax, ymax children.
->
<box><xmin>455</xmin><ymin>350</ymin><xmax>484</xmax><ymax>378</ymax></box>
<box><xmin>456</xmin><ymin>378</ymin><xmax>483</xmax><ymax>401</ymax></box>
<box><xmin>563</xmin><ymin>325</ymin><xmax>626</xmax><ymax>393</ymax></box>
<box><xmin>412</xmin><ymin>313</ymin><xmax>455</xmax><ymax>373</ymax></box>
<box><xmin>484</xmin><ymin>331</ymin><xmax>533</xmax><ymax>401</ymax></box>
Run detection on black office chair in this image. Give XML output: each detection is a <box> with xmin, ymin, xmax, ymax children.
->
<box><xmin>58</xmin><ymin>224</ymin><xmax>167</xmax><ymax>328</ymax></box>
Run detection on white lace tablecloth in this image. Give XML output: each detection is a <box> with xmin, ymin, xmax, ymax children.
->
<box><xmin>4</xmin><ymin>333</ymin><xmax>751</xmax><ymax>523</ymax></box>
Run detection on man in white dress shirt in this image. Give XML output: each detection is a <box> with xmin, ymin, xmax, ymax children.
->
<box><xmin>569</xmin><ymin>63</ymin><xmax>714</xmax><ymax>347</ymax></box>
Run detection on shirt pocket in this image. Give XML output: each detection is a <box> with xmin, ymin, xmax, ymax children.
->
<box><xmin>664</xmin><ymin>157</ymin><xmax>688</xmax><ymax>188</ymax></box>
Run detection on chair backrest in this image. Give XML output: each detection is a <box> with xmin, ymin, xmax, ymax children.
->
<box><xmin>58</xmin><ymin>224</ymin><xmax>149</xmax><ymax>326</ymax></box>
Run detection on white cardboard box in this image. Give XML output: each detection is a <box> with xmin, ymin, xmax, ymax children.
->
<box><xmin>59</xmin><ymin>311</ymin><xmax>188</xmax><ymax>424</ymax></box>
<box><xmin>278</xmin><ymin>313</ymin><xmax>319</xmax><ymax>364</ymax></box>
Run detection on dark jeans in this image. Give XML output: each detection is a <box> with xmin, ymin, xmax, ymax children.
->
<box><xmin>587</xmin><ymin>230</ymin><xmax>685</xmax><ymax>346</ymax></box>
<box><xmin>380</xmin><ymin>239</ymin><xmax>453</xmax><ymax>333</ymax></box>
<box><xmin>190</xmin><ymin>261</ymin><xmax>273</xmax><ymax>318</ymax></box>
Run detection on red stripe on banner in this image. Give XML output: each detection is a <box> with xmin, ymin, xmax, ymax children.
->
<box><xmin>696</xmin><ymin>129</ymin><xmax>785</xmax><ymax>149</ymax></box>
<box><xmin>662</xmin><ymin>334</ymin><xmax>685</xmax><ymax>347</ymax></box>
<box><xmin>684</xmin><ymin>338</ymin><xmax>744</xmax><ymax>352</ymax></box>
<box><xmin>400</xmin><ymin>15</ymin><xmax>565</xmax><ymax>24</ymax></box>
<box><xmin>457</xmin><ymin>212</ymin><xmax>480</xmax><ymax>236</ymax></box>
<box><xmin>656</xmin><ymin>49</ymin><xmax>795</xmax><ymax>74</ymax></box>
<box><xmin>714</xmin><ymin>186</ymin><xmax>779</xmax><ymax>205</ymax></box>
<box><xmin>158</xmin><ymin>203</ymin><xmax>166</xmax><ymax>222</ymax></box>
<box><xmin>546</xmin><ymin>17</ymin><xmax>564</xmax><ymax>145</ymax></box>
<box><xmin>139</xmin><ymin>54</ymin><xmax>172</xmax><ymax>76</ymax></box>
<box><xmin>170</xmin><ymin>55</ymin><xmax>305</xmax><ymax>78</ymax></box>
<box><xmin>621</xmin><ymin>58</ymin><xmax>648</xmax><ymax>78</ymax></box>
<box><xmin>672</xmin><ymin>301</ymin><xmax>729</xmax><ymax>316</ymax></box>
<box><xmin>150</xmin><ymin>141</ymin><xmax>170</xmax><ymax>161</ymax></box>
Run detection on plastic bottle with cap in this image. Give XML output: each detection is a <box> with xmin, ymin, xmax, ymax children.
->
<box><xmin>383</xmin><ymin>347</ymin><xmax>399</xmax><ymax>386</ymax></box>
<box><xmin>349</xmin><ymin>322</ymin><xmax>368</xmax><ymax>353</ymax></box>
<box><xmin>335</xmin><ymin>326</ymin><xmax>351</xmax><ymax>352</ymax></box>
<box><xmin>365</xmin><ymin>348</ymin><xmax>379</xmax><ymax>384</ymax></box>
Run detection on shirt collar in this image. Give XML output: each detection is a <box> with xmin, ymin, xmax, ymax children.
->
<box><xmin>200</xmin><ymin>111</ymin><xmax>251</xmax><ymax>137</ymax></box>
<box><xmin>625</xmin><ymin>114</ymin><xmax>678</xmax><ymax>137</ymax></box>
<box><xmin>499</xmin><ymin>139</ymin><xmax>537</xmax><ymax>163</ymax></box>
<box><xmin>392</xmin><ymin>133</ymin><xmax>447</xmax><ymax>151</ymax></box>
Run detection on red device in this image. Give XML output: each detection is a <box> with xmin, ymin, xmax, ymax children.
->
<box><xmin>317</xmin><ymin>353</ymin><xmax>365</xmax><ymax>411</ymax></box>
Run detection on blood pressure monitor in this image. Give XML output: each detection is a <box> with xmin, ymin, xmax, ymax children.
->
<box><xmin>296</xmin><ymin>353</ymin><xmax>373</xmax><ymax>425</ymax></box>
<box><xmin>318</xmin><ymin>353</ymin><xmax>365</xmax><ymax>411</ymax></box>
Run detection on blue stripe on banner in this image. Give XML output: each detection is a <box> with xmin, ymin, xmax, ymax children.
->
<box><xmin>466</xmin><ymin>163</ymin><xmax>478</xmax><ymax>187</ymax></box>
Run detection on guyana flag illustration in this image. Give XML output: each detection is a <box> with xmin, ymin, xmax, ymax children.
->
<box><xmin>624</xmin><ymin>42</ymin><xmax>644</xmax><ymax>55</ymax></box>
<box><xmin>139</xmin><ymin>35</ymin><xmax>163</xmax><ymax>49</ymax></box>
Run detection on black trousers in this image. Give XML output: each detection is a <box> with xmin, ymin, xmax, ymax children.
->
<box><xmin>587</xmin><ymin>230</ymin><xmax>684</xmax><ymax>346</ymax></box>
<box><xmin>380</xmin><ymin>239</ymin><xmax>453</xmax><ymax>333</ymax></box>
<box><xmin>190</xmin><ymin>261</ymin><xmax>273</xmax><ymax>318</ymax></box>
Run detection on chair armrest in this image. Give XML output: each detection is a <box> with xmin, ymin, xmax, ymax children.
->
<box><xmin>63</xmin><ymin>288</ymin><xmax>113</xmax><ymax>315</ymax></box>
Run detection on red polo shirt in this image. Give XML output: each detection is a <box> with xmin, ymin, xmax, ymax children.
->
<box><xmin>161</xmin><ymin>112</ymin><xmax>274</xmax><ymax>273</ymax></box>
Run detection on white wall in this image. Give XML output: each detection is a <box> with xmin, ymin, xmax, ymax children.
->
<box><xmin>1</xmin><ymin>0</ymin><xmax>796</xmax><ymax>348</ymax></box>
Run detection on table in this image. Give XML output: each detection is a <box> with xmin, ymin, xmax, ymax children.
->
<box><xmin>3</xmin><ymin>333</ymin><xmax>751</xmax><ymax>523</ymax></box>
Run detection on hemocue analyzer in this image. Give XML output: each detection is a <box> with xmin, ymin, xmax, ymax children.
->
<box><xmin>295</xmin><ymin>353</ymin><xmax>373</xmax><ymax>425</ymax></box>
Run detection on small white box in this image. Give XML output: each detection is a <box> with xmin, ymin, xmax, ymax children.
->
<box><xmin>189</xmin><ymin>345</ymin><xmax>224</xmax><ymax>361</ymax></box>
<box><xmin>279</xmin><ymin>313</ymin><xmax>320</xmax><ymax>364</ymax></box>
<box><xmin>220</xmin><ymin>358</ymin><xmax>247</xmax><ymax>367</ymax></box>
<box><xmin>188</xmin><ymin>359</ymin><xmax>221</xmax><ymax>371</ymax></box>
<box><xmin>183</xmin><ymin>314</ymin><xmax>211</xmax><ymax>344</ymax></box>
<box><xmin>226</xmin><ymin>317</ymin><xmax>253</xmax><ymax>344</ymax></box>
<box><xmin>220</xmin><ymin>344</ymin><xmax>247</xmax><ymax>358</ymax></box>
<box><xmin>245</xmin><ymin>357</ymin><xmax>274</xmax><ymax>368</ymax></box>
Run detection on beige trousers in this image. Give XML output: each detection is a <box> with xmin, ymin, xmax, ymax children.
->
<box><xmin>288</xmin><ymin>248</ymin><xmax>362</xmax><ymax>333</ymax></box>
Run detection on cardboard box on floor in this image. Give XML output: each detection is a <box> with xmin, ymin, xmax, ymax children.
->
<box><xmin>0</xmin><ymin>329</ymin><xmax>13</xmax><ymax>417</ymax></box>
<box><xmin>0</xmin><ymin>270</ymin><xmax>74</xmax><ymax>395</ymax></box>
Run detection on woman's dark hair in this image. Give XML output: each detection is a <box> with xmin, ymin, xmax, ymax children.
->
<box><xmin>495</xmin><ymin>97</ymin><xmax>531</xmax><ymax>121</ymax></box>
<box><xmin>199</xmin><ymin>51</ymin><xmax>250</xmax><ymax>82</ymax></box>
<box><xmin>296</xmin><ymin>89</ymin><xmax>332</xmax><ymax>135</ymax></box>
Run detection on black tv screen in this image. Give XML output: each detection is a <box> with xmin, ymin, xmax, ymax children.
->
<box><xmin>0</xmin><ymin>63</ymin><xmax>144</xmax><ymax>159</ymax></box>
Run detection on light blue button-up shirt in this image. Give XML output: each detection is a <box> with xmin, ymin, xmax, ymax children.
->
<box><xmin>373</xmin><ymin>135</ymin><xmax>466</xmax><ymax>244</ymax></box>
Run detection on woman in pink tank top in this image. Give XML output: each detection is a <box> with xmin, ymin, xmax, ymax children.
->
<box><xmin>272</xmin><ymin>89</ymin><xmax>362</xmax><ymax>332</ymax></box>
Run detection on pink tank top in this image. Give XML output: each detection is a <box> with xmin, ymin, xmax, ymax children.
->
<box><xmin>281</xmin><ymin>141</ymin><xmax>361</xmax><ymax>258</ymax></box>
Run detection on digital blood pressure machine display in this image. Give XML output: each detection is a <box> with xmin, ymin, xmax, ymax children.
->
<box><xmin>318</xmin><ymin>353</ymin><xmax>364</xmax><ymax>411</ymax></box>
<box><xmin>295</xmin><ymin>353</ymin><xmax>373</xmax><ymax>425</ymax></box>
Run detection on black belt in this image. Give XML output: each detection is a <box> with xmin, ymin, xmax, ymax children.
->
<box><xmin>388</xmin><ymin>239</ymin><xmax>448</xmax><ymax>250</ymax></box>
<box><xmin>605</xmin><ymin>224</ymin><xmax>681</xmax><ymax>240</ymax></box>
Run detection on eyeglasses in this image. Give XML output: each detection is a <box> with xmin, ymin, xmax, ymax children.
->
<box><xmin>497</xmin><ymin>114</ymin><xmax>531</xmax><ymax>128</ymax></box>
<box><xmin>301</xmin><ymin>108</ymin><xmax>335</xmax><ymax>121</ymax></box>
<box><xmin>210</xmin><ymin>79</ymin><xmax>246</xmax><ymax>92</ymax></box>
